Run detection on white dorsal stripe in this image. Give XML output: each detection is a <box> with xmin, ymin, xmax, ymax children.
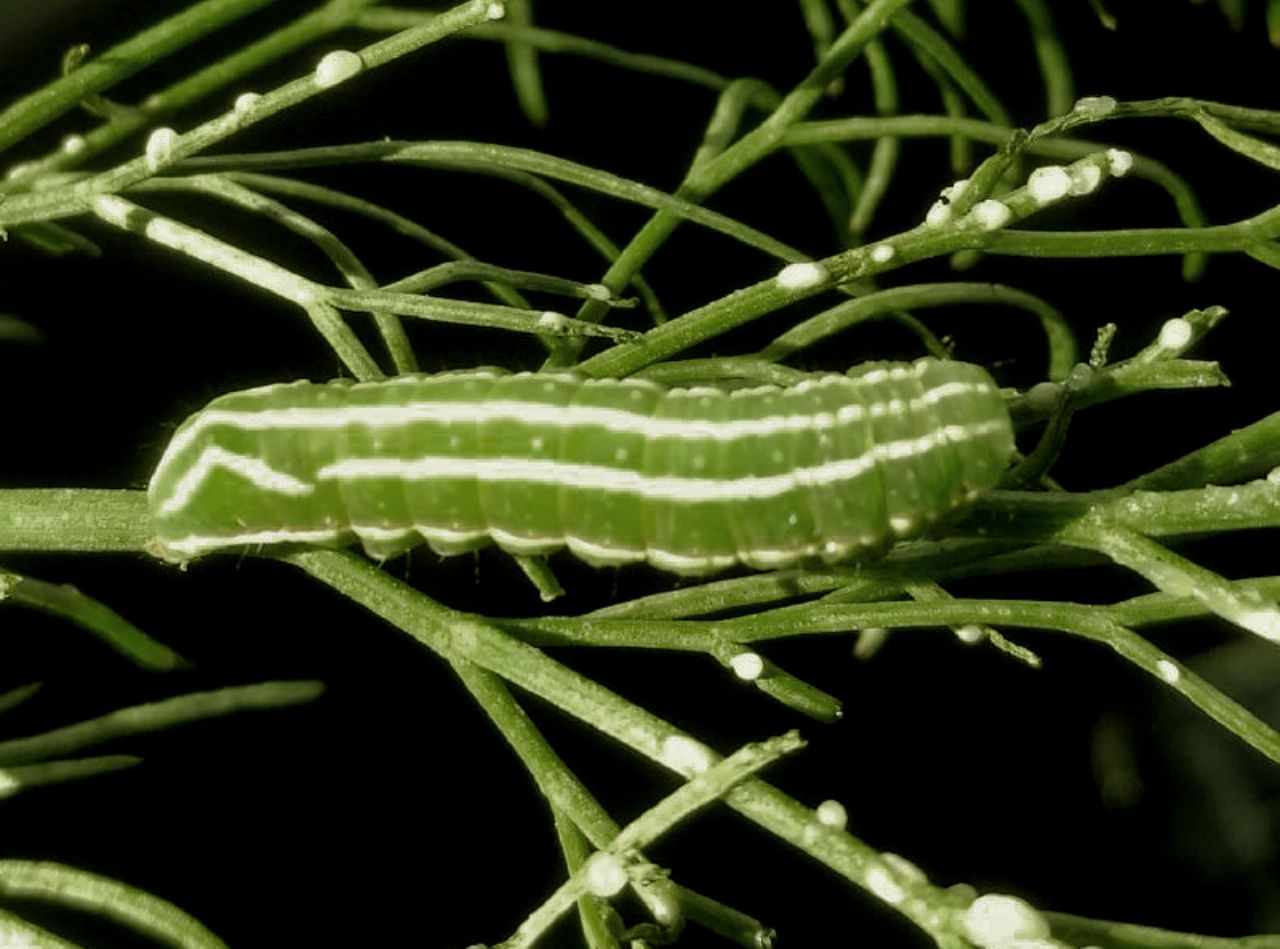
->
<box><xmin>153</xmin><ymin>419</ymin><xmax>1007</xmax><ymax>514</ymax></box>
<box><xmin>155</xmin><ymin>377</ymin><xmax>990</xmax><ymax>463</ymax></box>
<box><xmin>157</xmin><ymin>446</ymin><xmax>314</xmax><ymax>515</ymax></box>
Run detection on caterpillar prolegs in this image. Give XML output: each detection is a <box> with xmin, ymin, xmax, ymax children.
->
<box><xmin>147</xmin><ymin>358</ymin><xmax>1014</xmax><ymax>575</ymax></box>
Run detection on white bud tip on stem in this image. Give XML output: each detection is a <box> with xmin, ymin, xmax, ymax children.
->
<box><xmin>1106</xmin><ymin>148</ymin><xmax>1133</xmax><ymax>177</ymax></box>
<box><xmin>314</xmin><ymin>50</ymin><xmax>364</xmax><ymax>89</ymax></box>
<box><xmin>1156</xmin><ymin>659</ymin><xmax>1181</xmax><ymax>683</ymax></box>
<box><xmin>870</xmin><ymin>243</ymin><xmax>896</xmax><ymax>264</ymax></box>
<box><xmin>776</xmin><ymin>261</ymin><xmax>829</xmax><ymax>290</ymax></box>
<box><xmin>144</xmin><ymin>127</ymin><xmax>178</xmax><ymax>171</ymax></box>
<box><xmin>486</xmin><ymin>2</ymin><xmax>506</xmax><ymax>19</ymax></box>
<box><xmin>61</xmin><ymin>134</ymin><xmax>86</xmax><ymax>155</ymax></box>
<box><xmin>1027</xmin><ymin>165</ymin><xmax>1072</xmax><ymax>204</ymax></box>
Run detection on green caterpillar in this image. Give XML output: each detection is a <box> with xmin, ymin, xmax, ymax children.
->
<box><xmin>147</xmin><ymin>358</ymin><xmax>1014</xmax><ymax>574</ymax></box>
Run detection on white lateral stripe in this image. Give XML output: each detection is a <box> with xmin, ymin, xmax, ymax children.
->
<box><xmin>156</xmin><ymin>446</ymin><xmax>313</xmax><ymax>515</ymax></box>
<box><xmin>157</xmin><ymin>377</ymin><xmax>992</xmax><ymax>460</ymax></box>
<box><xmin>154</xmin><ymin>418</ymin><xmax>1006</xmax><ymax>513</ymax></box>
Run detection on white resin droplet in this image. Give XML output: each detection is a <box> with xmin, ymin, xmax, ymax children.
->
<box><xmin>660</xmin><ymin>735</ymin><xmax>713</xmax><ymax>777</ymax></box>
<box><xmin>314</xmin><ymin>50</ymin><xmax>364</xmax><ymax>89</ymax></box>
<box><xmin>1106</xmin><ymin>148</ymin><xmax>1134</xmax><ymax>177</ymax></box>
<box><xmin>1237</xmin><ymin>609</ymin><xmax>1280</xmax><ymax>643</ymax></box>
<box><xmin>866</xmin><ymin>864</ymin><xmax>906</xmax><ymax>905</ymax></box>
<box><xmin>1156</xmin><ymin>659</ymin><xmax>1181</xmax><ymax>683</ymax></box>
<box><xmin>536</xmin><ymin>311</ymin><xmax>568</xmax><ymax>332</ymax></box>
<box><xmin>870</xmin><ymin>243</ymin><xmax>896</xmax><ymax>264</ymax></box>
<box><xmin>963</xmin><ymin>894</ymin><xmax>1051</xmax><ymax>949</ymax></box>
<box><xmin>1158</xmin><ymin>317</ymin><xmax>1192</xmax><ymax>350</ymax></box>
<box><xmin>583</xmin><ymin>851</ymin><xmax>628</xmax><ymax>897</ymax></box>
<box><xmin>1068</xmin><ymin>163</ymin><xmax>1102</xmax><ymax>196</ymax></box>
<box><xmin>815</xmin><ymin>799</ymin><xmax>848</xmax><ymax>829</ymax></box>
<box><xmin>1027</xmin><ymin>165</ymin><xmax>1072</xmax><ymax>204</ymax></box>
<box><xmin>144</xmin><ymin>127</ymin><xmax>178</xmax><ymax>171</ymax></box>
<box><xmin>881</xmin><ymin>852</ymin><xmax>927</xmax><ymax>885</ymax></box>
<box><xmin>954</xmin><ymin>624</ymin><xmax>986</xmax><ymax>644</ymax></box>
<box><xmin>776</xmin><ymin>261</ymin><xmax>829</xmax><ymax>291</ymax></box>
<box><xmin>61</xmin><ymin>134</ymin><xmax>86</xmax><ymax>155</ymax></box>
<box><xmin>925</xmin><ymin>200</ymin><xmax>953</xmax><ymax>227</ymax></box>
<box><xmin>486</xmin><ymin>1</ymin><xmax>506</xmax><ymax>19</ymax></box>
<box><xmin>970</xmin><ymin>199</ymin><xmax>1012</xmax><ymax>231</ymax></box>
<box><xmin>729</xmin><ymin>652</ymin><xmax>764</xmax><ymax>681</ymax></box>
<box><xmin>234</xmin><ymin>92</ymin><xmax>261</xmax><ymax>114</ymax></box>
<box><xmin>1073</xmin><ymin>95</ymin><xmax>1117</xmax><ymax>117</ymax></box>
<box><xmin>585</xmin><ymin>282</ymin><xmax>611</xmax><ymax>301</ymax></box>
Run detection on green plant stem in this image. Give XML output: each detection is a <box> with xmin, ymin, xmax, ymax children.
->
<box><xmin>2</xmin><ymin>0</ymin><xmax>386</xmax><ymax>187</ymax></box>
<box><xmin>355</xmin><ymin>10</ymin><xmax>730</xmax><ymax>92</ymax></box>
<box><xmin>756</xmin><ymin>281</ymin><xmax>1074</xmax><ymax>379</ymax></box>
<box><xmin>0</xmin><ymin>682</ymin><xmax>324</xmax><ymax>767</ymax></box>
<box><xmin>0</xmin><ymin>490</ymin><xmax>149</xmax><ymax>552</ymax></box>
<box><xmin>501</xmin><ymin>732</ymin><xmax>804</xmax><ymax>949</ymax></box>
<box><xmin>0</xmin><ymin>861</ymin><xmax>229</xmax><ymax>949</ymax></box>
<box><xmin>148</xmin><ymin>174</ymin><xmax>418</xmax><ymax>374</ymax></box>
<box><xmin>1</xmin><ymin>571</ymin><xmax>187</xmax><ymax>670</ymax></box>
<box><xmin>0</xmin><ymin>756</ymin><xmax>141</xmax><ymax>800</ymax></box>
<box><xmin>0</xmin><ymin>0</ymin><xmax>500</xmax><ymax>227</ymax></box>
<box><xmin>280</xmin><ymin>549</ymin><xmax>962</xmax><ymax>944</ymax></box>
<box><xmin>0</xmin><ymin>0</ymin><xmax>281</xmax><ymax>157</ymax></box>
<box><xmin>1044</xmin><ymin>911</ymin><xmax>1280</xmax><ymax>949</ymax></box>
<box><xmin>546</xmin><ymin>0</ymin><xmax>918</xmax><ymax>366</ymax></box>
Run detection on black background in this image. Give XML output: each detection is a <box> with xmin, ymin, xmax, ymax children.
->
<box><xmin>1</xmin><ymin>2</ymin><xmax>1279</xmax><ymax>946</ymax></box>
